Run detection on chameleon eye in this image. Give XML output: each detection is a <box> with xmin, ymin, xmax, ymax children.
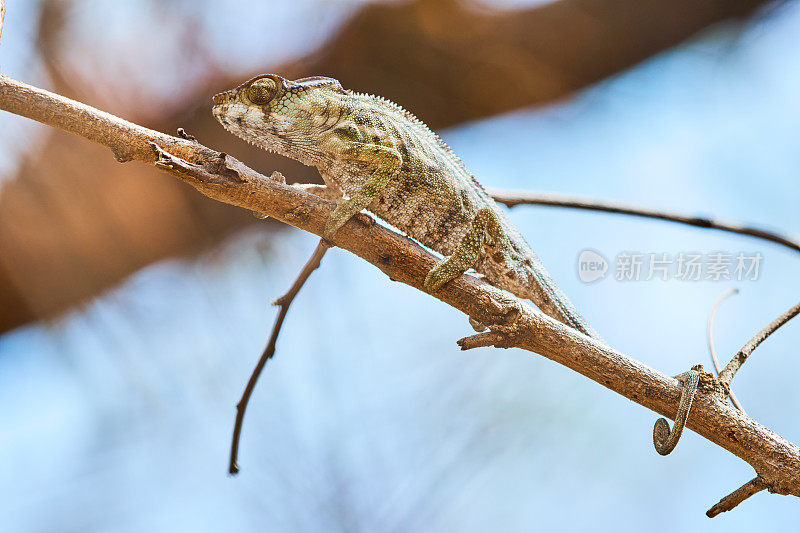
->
<box><xmin>247</xmin><ymin>78</ymin><xmax>278</xmax><ymax>105</ymax></box>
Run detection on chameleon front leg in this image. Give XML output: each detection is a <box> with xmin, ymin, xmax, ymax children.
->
<box><xmin>323</xmin><ymin>144</ymin><xmax>402</xmax><ymax>240</ymax></box>
<box><xmin>424</xmin><ymin>207</ymin><xmax>508</xmax><ymax>292</ymax></box>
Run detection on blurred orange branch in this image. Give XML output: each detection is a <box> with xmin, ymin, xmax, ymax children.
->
<box><xmin>297</xmin><ymin>0</ymin><xmax>777</xmax><ymax>128</ymax></box>
<box><xmin>2</xmin><ymin>74</ymin><xmax>799</xmax><ymax>515</ymax></box>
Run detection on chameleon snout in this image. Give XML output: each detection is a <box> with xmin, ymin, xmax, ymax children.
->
<box><xmin>212</xmin><ymin>90</ymin><xmax>235</xmax><ymax>105</ymax></box>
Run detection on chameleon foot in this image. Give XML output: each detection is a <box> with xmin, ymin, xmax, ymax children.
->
<box><xmin>653</xmin><ymin>365</ymin><xmax>702</xmax><ymax>455</ymax></box>
<box><xmin>323</xmin><ymin>214</ymin><xmax>345</xmax><ymax>241</ymax></box>
<box><xmin>423</xmin><ymin>260</ymin><xmax>459</xmax><ymax>293</ymax></box>
<box><xmin>322</xmin><ymin>145</ymin><xmax>401</xmax><ymax>241</ymax></box>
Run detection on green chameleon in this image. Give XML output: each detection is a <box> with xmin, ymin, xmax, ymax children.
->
<box><xmin>212</xmin><ymin>74</ymin><xmax>600</xmax><ymax>339</ymax></box>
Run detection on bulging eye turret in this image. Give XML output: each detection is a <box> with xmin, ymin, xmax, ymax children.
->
<box><xmin>247</xmin><ymin>77</ymin><xmax>279</xmax><ymax>105</ymax></box>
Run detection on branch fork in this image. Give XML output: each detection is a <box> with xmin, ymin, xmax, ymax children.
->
<box><xmin>458</xmin><ymin>301</ymin><xmax>526</xmax><ymax>350</ymax></box>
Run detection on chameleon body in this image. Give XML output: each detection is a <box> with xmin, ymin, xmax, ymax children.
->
<box><xmin>212</xmin><ymin>74</ymin><xmax>600</xmax><ymax>339</ymax></box>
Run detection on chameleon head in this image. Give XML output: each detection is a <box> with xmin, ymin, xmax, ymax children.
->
<box><xmin>212</xmin><ymin>74</ymin><xmax>347</xmax><ymax>160</ymax></box>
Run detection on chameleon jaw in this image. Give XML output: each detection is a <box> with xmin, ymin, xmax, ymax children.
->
<box><xmin>213</xmin><ymin>103</ymin><xmax>276</xmax><ymax>153</ymax></box>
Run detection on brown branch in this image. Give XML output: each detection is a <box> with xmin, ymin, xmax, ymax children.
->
<box><xmin>707</xmin><ymin>476</ymin><xmax>767</xmax><ymax>517</ymax></box>
<box><xmin>0</xmin><ymin>75</ymin><xmax>205</xmax><ymax>164</ymax></box>
<box><xmin>457</xmin><ymin>330</ymin><xmax>511</xmax><ymax>351</ymax></box>
<box><xmin>228</xmin><ymin>239</ymin><xmax>330</xmax><ymax>475</ymax></box>
<box><xmin>707</xmin><ymin>289</ymin><xmax>745</xmax><ymax>412</ymax></box>
<box><xmin>2</xmin><ymin>74</ymin><xmax>800</xmax><ymax>512</ymax></box>
<box><xmin>718</xmin><ymin>299</ymin><xmax>800</xmax><ymax>386</ymax></box>
<box><xmin>488</xmin><ymin>188</ymin><xmax>800</xmax><ymax>255</ymax></box>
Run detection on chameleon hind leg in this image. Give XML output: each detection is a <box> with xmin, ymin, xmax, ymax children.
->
<box><xmin>323</xmin><ymin>144</ymin><xmax>401</xmax><ymax>240</ymax></box>
<box><xmin>424</xmin><ymin>207</ymin><xmax>509</xmax><ymax>293</ymax></box>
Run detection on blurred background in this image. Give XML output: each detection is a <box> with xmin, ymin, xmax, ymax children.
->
<box><xmin>1</xmin><ymin>0</ymin><xmax>799</xmax><ymax>530</ymax></box>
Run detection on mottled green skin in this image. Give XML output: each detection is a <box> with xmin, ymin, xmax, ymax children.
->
<box><xmin>212</xmin><ymin>74</ymin><xmax>599</xmax><ymax>339</ymax></box>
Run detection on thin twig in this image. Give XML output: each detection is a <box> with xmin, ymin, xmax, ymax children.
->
<box><xmin>718</xmin><ymin>300</ymin><xmax>800</xmax><ymax>386</ymax></box>
<box><xmin>488</xmin><ymin>188</ymin><xmax>800</xmax><ymax>255</ymax></box>
<box><xmin>457</xmin><ymin>330</ymin><xmax>509</xmax><ymax>351</ymax></box>
<box><xmin>707</xmin><ymin>289</ymin><xmax>745</xmax><ymax>412</ymax></box>
<box><xmin>706</xmin><ymin>476</ymin><xmax>767</xmax><ymax>517</ymax></box>
<box><xmin>229</xmin><ymin>239</ymin><xmax>330</xmax><ymax>474</ymax></box>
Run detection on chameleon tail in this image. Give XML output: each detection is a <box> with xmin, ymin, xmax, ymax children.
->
<box><xmin>519</xmin><ymin>250</ymin><xmax>603</xmax><ymax>341</ymax></box>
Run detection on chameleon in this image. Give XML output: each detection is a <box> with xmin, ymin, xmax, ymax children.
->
<box><xmin>212</xmin><ymin>74</ymin><xmax>600</xmax><ymax>339</ymax></box>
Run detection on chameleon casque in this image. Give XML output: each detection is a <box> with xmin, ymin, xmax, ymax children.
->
<box><xmin>212</xmin><ymin>74</ymin><xmax>600</xmax><ymax>339</ymax></box>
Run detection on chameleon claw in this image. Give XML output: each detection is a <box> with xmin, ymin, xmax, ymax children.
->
<box><xmin>323</xmin><ymin>218</ymin><xmax>342</xmax><ymax>241</ymax></box>
<box><xmin>423</xmin><ymin>265</ymin><xmax>450</xmax><ymax>293</ymax></box>
<box><xmin>653</xmin><ymin>365</ymin><xmax>702</xmax><ymax>455</ymax></box>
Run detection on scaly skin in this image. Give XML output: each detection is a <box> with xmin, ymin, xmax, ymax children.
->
<box><xmin>212</xmin><ymin>74</ymin><xmax>600</xmax><ymax>339</ymax></box>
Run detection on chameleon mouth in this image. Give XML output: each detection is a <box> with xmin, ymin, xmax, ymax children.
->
<box><xmin>213</xmin><ymin>109</ymin><xmax>277</xmax><ymax>154</ymax></box>
<box><xmin>212</xmin><ymin>89</ymin><xmax>235</xmax><ymax>105</ymax></box>
<box><xmin>211</xmin><ymin>103</ymin><xmax>228</xmax><ymax>119</ymax></box>
<box><xmin>212</xmin><ymin>102</ymin><xmax>248</xmax><ymax>124</ymax></box>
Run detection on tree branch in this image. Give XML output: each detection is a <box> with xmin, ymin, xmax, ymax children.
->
<box><xmin>707</xmin><ymin>289</ymin><xmax>745</xmax><ymax>412</ymax></box>
<box><xmin>488</xmin><ymin>188</ymin><xmax>800</xmax><ymax>255</ymax></box>
<box><xmin>228</xmin><ymin>238</ymin><xmax>330</xmax><ymax>475</ymax></box>
<box><xmin>706</xmin><ymin>476</ymin><xmax>767</xmax><ymax>517</ymax></box>
<box><xmin>2</xmin><ymin>74</ymin><xmax>800</xmax><ymax>511</ymax></box>
<box><xmin>718</xmin><ymin>299</ymin><xmax>800</xmax><ymax>386</ymax></box>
